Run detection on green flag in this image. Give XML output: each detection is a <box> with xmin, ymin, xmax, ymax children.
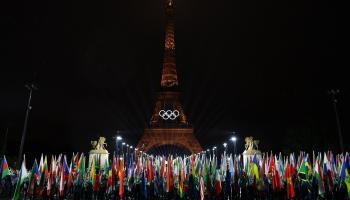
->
<box><xmin>12</xmin><ymin>157</ymin><xmax>28</xmax><ymax>200</ymax></box>
<box><xmin>1</xmin><ymin>156</ymin><xmax>11</xmax><ymax>179</ymax></box>
<box><xmin>298</xmin><ymin>159</ymin><xmax>308</xmax><ymax>181</ymax></box>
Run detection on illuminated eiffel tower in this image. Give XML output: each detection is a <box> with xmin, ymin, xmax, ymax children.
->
<box><xmin>136</xmin><ymin>0</ymin><xmax>202</xmax><ymax>154</ymax></box>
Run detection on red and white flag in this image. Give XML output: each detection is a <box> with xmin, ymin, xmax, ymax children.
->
<box><xmin>200</xmin><ymin>176</ymin><xmax>205</xmax><ymax>200</ymax></box>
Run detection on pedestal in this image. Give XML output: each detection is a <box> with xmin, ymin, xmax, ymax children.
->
<box><xmin>89</xmin><ymin>149</ymin><xmax>109</xmax><ymax>169</ymax></box>
<box><xmin>242</xmin><ymin>149</ymin><xmax>262</xmax><ymax>169</ymax></box>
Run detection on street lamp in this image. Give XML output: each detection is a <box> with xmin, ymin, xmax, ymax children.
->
<box><xmin>230</xmin><ymin>134</ymin><xmax>237</xmax><ymax>156</ymax></box>
<box><xmin>122</xmin><ymin>142</ymin><xmax>126</xmax><ymax>154</ymax></box>
<box><xmin>328</xmin><ymin>89</ymin><xmax>344</xmax><ymax>152</ymax></box>
<box><xmin>18</xmin><ymin>83</ymin><xmax>37</xmax><ymax>168</ymax></box>
<box><xmin>223</xmin><ymin>142</ymin><xmax>227</xmax><ymax>154</ymax></box>
<box><xmin>115</xmin><ymin>135</ymin><xmax>122</xmax><ymax>155</ymax></box>
<box><xmin>212</xmin><ymin>146</ymin><xmax>217</xmax><ymax>157</ymax></box>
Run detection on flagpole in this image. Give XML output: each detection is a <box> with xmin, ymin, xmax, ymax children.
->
<box><xmin>328</xmin><ymin>89</ymin><xmax>344</xmax><ymax>152</ymax></box>
<box><xmin>17</xmin><ymin>83</ymin><xmax>37</xmax><ymax>169</ymax></box>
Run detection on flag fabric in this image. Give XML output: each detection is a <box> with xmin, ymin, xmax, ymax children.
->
<box><xmin>59</xmin><ymin>162</ymin><xmax>65</xmax><ymax>197</ymax></box>
<box><xmin>39</xmin><ymin>154</ymin><xmax>44</xmax><ymax>173</ymax></box>
<box><xmin>340</xmin><ymin>153</ymin><xmax>350</xmax><ymax>198</ymax></box>
<box><xmin>36</xmin><ymin>155</ymin><xmax>48</xmax><ymax>195</ymax></box>
<box><xmin>268</xmin><ymin>154</ymin><xmax>281</xmax><ymax>191</ymax></box>
<box><xmin>215</xmin><ymin>169</ymin><xmax>222</xmax><ymax>196</ymax></box>
<box><xmin>166</xmin><ymin>156</ymin><xmax>173</xmax><ymax>193</ymax></box>
<box><xmin>250</xmin><ymin>162</ymin><xmax>260</xmax><ymax>183</ymax></box>
<box><xmin>298</xmin><ymin>158</ymin><xmax>308</xmax><ymax>181</ymax></box>
<box><xmin>78</xmin><ymin>154</ymin><xmax>85</xmax><ymax>175</ymax></box>
<box><xmin>27</xmin><ymin>159</ymin><xmax>40</xmax><ymax>197</ymax></box>
<box><xmin>4</xmin><ymin>151</ymin><xmax>350</xmax><ymax>199</ymax></box>
<box><xmin>285</xmin><ymin>161</ymin><xmax>295</xmax><ymax>199</ymax></box>
<box><xmin>313</xmin><ymin>158</ymin><xmax>325</xmax><ymax>197</ymax></box>
<box><xmin>47</xmin><ymin>156</ymin><xmax>54</xmax><ymax>196</ymax></box>
<box><xmin>12</xmin><ymin>157</ymin><xmax>28</xmax><ymax>200</ymax></box>
<box><xmin>1</xmin><ymin>155</ymin><xmax>11</xmax><ymax>179</ymax></box>
<box><xmin>92</xmin><ymin>158</ymin><xmax>99</xmax><ymax>192</ymax></box>
<box><xmin>345</xmin><ymin>168</ymin><xmax>350</xmax><ymax>198</ymax></box>
<box><xmin>67</xmin><ymin>162</ymin><xmax>73</xmax><ymax>188</ymax></box>
<box><xmin>119</xmin><ymin>157</ymin><xmax>125</xmax><ymax>198</ymax></box>
<box><xmin>200</xmin><ymin>176</ymin><xmax>205</xmax><ymax>200</ymax></box>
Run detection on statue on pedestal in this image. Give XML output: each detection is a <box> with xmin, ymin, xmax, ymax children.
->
<box><xmin>89</xmin><ymin>136</ymin><xmax>109</xmax><ymax>170</ymax></box>
<box><xmin>242</xmin><ymin>136</ymin><xmax>261</xmax><ymax>167</ymax></box>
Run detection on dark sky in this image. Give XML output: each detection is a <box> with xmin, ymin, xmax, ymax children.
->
<box><xmin>1</xmin><ymin>0</ymin><xmax>347</xmax><ymax>158</ymax></box>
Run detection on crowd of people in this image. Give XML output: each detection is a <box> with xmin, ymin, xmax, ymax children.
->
<box><xmin>0</xmin><ymin>151</ymin><xmax>349</xmax><ymax>199</ymax></box>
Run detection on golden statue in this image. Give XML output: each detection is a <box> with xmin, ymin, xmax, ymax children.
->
<box><xmin>91</xmin><ymin>137</ymin><xmax>107</xmax><ymax>151</ymax></box>
<box><xmin>244</xmin><ymin>136</ymin><xmax>260</xmax><ymax>155</ymax></box>
<box><xmin>89</xmin><ymin>136</ymin><xmax>109</xmax><ymax>170</ymax></box>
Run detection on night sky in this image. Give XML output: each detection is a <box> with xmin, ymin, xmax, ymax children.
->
<box><xmin>1</xmin><ymin>0</ymin><xmax>347</xmax><ymax>159</ymax></box>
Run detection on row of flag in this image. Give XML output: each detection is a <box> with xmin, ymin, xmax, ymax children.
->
<box><xmin>1</xmin><ymin>151</ymin><xmax>349</xmax><ymax>199</ymax></box>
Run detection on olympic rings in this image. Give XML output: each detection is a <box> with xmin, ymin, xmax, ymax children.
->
<box><xmin>159</xmin><ymin>109</ymin><xmax>180</xmax><ymax>120</ymax></box>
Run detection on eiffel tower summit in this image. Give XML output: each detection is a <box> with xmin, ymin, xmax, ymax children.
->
<box><xmin>136</xmin><ymin>0</ymin><xmax>202</xmax><ymax>154</ymax></box>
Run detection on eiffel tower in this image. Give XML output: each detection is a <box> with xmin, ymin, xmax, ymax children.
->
<box><xmin>136</xmin><ymin>0</ymin><xmax>202</xmax><ymax>154</ymax></box>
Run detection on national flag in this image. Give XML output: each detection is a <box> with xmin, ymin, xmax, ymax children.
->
<box><xmin>67</xmin><ymin>162</ymin><xmax>73</xmax><ymax>188</ymax></box>
<box><xmin>339</xmin><ymin>153</ymin><xmax>350</xmax><ymax>198</ymax></box>
<box><xmin>314</xmin><ymin>158</ymin><xmax>325</xmax><ymax>196</ymax></box>
<box><xmin>268</xmin><ymin>154</ymin><xmax>281</xmax><ymax>191</ymax></box>
<box><xmin>339</xmin><ymin>154</ymin><xmax>348</xmax><ymax>180</ymax></box>
<box><xmin>323</xmin><ymin>152</ymin><xmax>334</xmax><ymax>190</ymax></box>
<box><xmin>233</xmin><ymin>156</ymin><xmax>239</xmax><ymax>192</ymax></box>
<box><xmin>166</xmin><ymin>156</ymin><xmax>173</xmax><ymax>193</ymax></box>
<box><xmin>290</xmin><ymin>153</ymin><xmax>296</xmax><ymax>176</ymax></box>
<box><xmin>285</xmin><ymin>161</ymin><xmax>295</xmax><ymax>199</ymax></box>
<box><xmin>36</xmin><ymin>155</ymin><xmax>48</xmax><ymax>195</ymax></box>
<box><xmin>92</xmin><ymin>158</ymin><xmax>100</xmax><ymax>192</ymax></box>
<box><xmin>47</xmin><ymin>156</ymin><xmax>54</xmax><ymax>196</ymax></box>
<box><xmin>90</xmin><ymin>156</ymin><xmax>96</xmax><ymax>185</ymax></box>
<box><xmin>1</xmin><ymin>155</ymin><xmax>11</xmax><ymax>179</ymax></box>
<box><xmin>27</xmin><ymin>159</ymin><xmax>40</xmax><ymax>197</ymax></box>
<box><xmin>160</xmin><ymin>156</ymin><xmax>165</xmax><ymax>178</ymax></box>
<box><xmin>261</xmin><ymin>153</ymin><xmax>266</xmax><ymax>176</ymax></box>
<box><xmin>178</xmin><ymin>159</ymin><xmax>185</xmax><ymax>198</ymax></box>
<box><xmin>305</xmin><ymin>155</ymin><xmax>312</xmax><ymax>177</ymax></box>
<box><xmin>38</xmin><ymin>154</ymin><xmax>44</xmax><ymax>173</ymax></box>
<box><xmin>78</xmin><ymin>154</ymin><xmax>85</xmax><ymax>175</ymax></box>
<box><xmin>111</xmin><ymin>155</ymin><xmax>117</xmax><ymax>189</ymax></box>
<box><xmin>59</xmin><ymin>162</ymin><xmax>65</xmax><ymax>197</ymax></box>
<box><xmin>298</xmin><ymin>158</ymin><xmax>308</xmax><ymax>181</ymax></box>
<box><xmin>63</xmin><ymin>155</ymin><xmax>70</xmax><ymax>176</ymax></box>
<box><xmin>147</xmin><ymin>158</ymin><xmax>154</xmax><ymax>184</ymax></box>
<box><xmin>12</xmin><ymin>157</ymin><xmax>29</xmax><ymax>200</ymax></box>
<box><xmin>215</xmin><ymin>169</ymin><xmax>222</xmax><ymax>196</ymax></box>
<box><xmin>200</xmin><ymin>176</ymin><xmax>205</xmax><ymax>200</ymax></box>
<box><xmin>344</xmin><ymin>168</ymin><xmax>350</xmax><ymax>199</ymax></box>
<box><xmin>119</xmin><ymin>157</ymin><xmax>125</xmax><ymax>198</ymax></box>
<box><xmin>250</xmin><ymin>161</ymin><xmax>259</xmax><ymax>183</ymax></box>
